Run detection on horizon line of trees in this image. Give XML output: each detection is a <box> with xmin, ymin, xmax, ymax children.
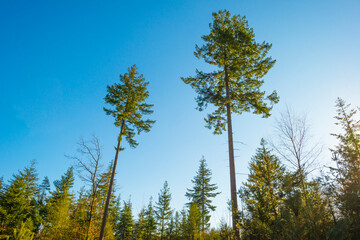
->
<box><xmin>0</xmin><ymin>98</ymin><xmax>359</xmax><ymax>239</ymax></box>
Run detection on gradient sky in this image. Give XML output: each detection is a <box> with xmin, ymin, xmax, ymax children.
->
<box><xmin>1</xmin><ymin>0</ymin><xmax>359</xmax><ymax>227</ymax></box>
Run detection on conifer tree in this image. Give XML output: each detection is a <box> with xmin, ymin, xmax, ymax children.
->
<box><xmin>0</xmin><ymin>162</ymin><xmax>38</xmax><ymax>237</ymax></box>
<box><xmin>187</xmin><ymin>203</ymin><xmax>202</xmax><ymax>240</ymax></box>
<box><xmin>116</xmin><ymin>199</ymin><xmax>134</xmax><ymax>240</ymax></box>
<box><xmin>181</xmin><ymin>10</ymin><xmax>279</xmax><ymax>238</ymax></box>
<box><xmin>43</xmin><ymin>167</ymin><xmax>74</xmax><ymax>239</ymax></box>
<box><xmin>12</xmin><ymin>220</ymin><xmax>35</xmax><ymax>240</ymax></box>
<box><xmin>330</xmin><ymin>98</ymin><xmax>360</xmax><ymax>239</ymax></box>
<box><xmin>185</xmin><ymin>157</ymin><xmax>220</xmax><ymax>235</ymax></box>
<box><xmin>134</xmin><ymin>207</ymin><xmax>146</xmax><ymax>239</ymax></box>
<box><xmin>143</xmin><ymin>198</ymin><xmax>157</xmax><ymax>240</ymax></box>
<box><xmin>36</xmin><ymin>176</ymin><xmax>50</xmax><ymax>236</ymax></box>
<box><xmin>239</xmin><ymin>139</ymin><xmax>285</xmax><ymax>239</ymax></box>
<box><xmin>100</xmin><ymin>65</ymin><xmax>155</xmax><ymax>239</ymax></box>
<box><xmin>168</xmin><ymin>211</ymin><xmax>181</xmax><ymax>240</ymax></box>
<box><xmin>155</xmin><ymin>181</ymin><xmax>172</xmax><ymax>240</ymax></box>
<box><xmin>179</xmin><ymin>209</ymin><xmax>188</xmax><ymax>239</ymax></box>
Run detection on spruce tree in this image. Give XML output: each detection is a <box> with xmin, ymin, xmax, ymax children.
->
<box><xmin>167</xmin><ymin>211</ymin><xmax>181</xmax><ymax>240</ymax></box>
<box><xmin>143</xmin><ymin>198</ymin><xmax>157</xmax><ymax>240</ymax></box>
<box><xmin>117</xmin><ymin>199</ymin><xmax>134</xmax><ymax>240</ymax></box>
<box><xmin>239</xmin><ymin>139</ymin><xmax>285</xmax><ymax>239</ymax></box>
<box><xmin>100</xmin><ymin>65</ymin><xmax>155</xmax><ymax>239</ymax></box>
<box><xmin>155</xmin><ymin>181</ymin><xmax>172</xmax><ymax>240</ymax></box>
<box><xmin>330</xmin><ymin>98</ymin><xmax>360</xmax><ymax>239</ymax></box>
<box><xmin>187</xmin><ymin>203</ymin><xmax>202</xmax><ymax>240</ymax></box>
<box><xmin>134</xmin><ymin>207</ymin><xmax>146</xmax><ymax>239</ymax></box>
<box><xmin>181</xmin><ymin>10</ymin><xmax>279</xmax><ymax>238</ymax></box>
<box><xmin>185</xmin><ymin>156</ymin><xmax>220</xmax><ymax>235</ymax></box>
<box><xmin>43</xmin><ymin>167</ymin><xmax>74</xmax><ymax>239</ymax></box>
<box><xmin>0</xmin><ymin>162</ymin><xmax>38</xmax><ymax>237</ymax></box>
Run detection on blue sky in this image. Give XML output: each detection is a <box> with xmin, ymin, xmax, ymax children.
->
<box><xmin>1</xmin><ymin>0</ymin><xmax>359</xmax><ymax>227</ymax></box>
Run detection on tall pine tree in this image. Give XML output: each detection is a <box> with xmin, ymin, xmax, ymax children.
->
<box><xmin>100</xmin><ymin>65</ymin><xmax>155</xmax><ymax>239</ymax></box>
<box><xmin>181</xmin><ymin>10</ymin><xmax>279</xmax><ymax>238</ymax></box>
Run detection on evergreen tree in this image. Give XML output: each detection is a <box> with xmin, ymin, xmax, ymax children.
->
<box><xmin>155</xmin><ymin>181</ymin><xmax>172</xmax><ymax>240</ymax></box>
<box><xmin>181</xmin><ymin>10</ymin><xmax>279</xmax><ymax>238</ymax></box>
<box><xmin>12</xmin><ymin>219</ymin><xmax>35</xmax><ymax>240</ymax></box>
<box><xmin>187</xmin><ymin>203</ymin><xmax>201</xmax><ymax>240</ymax></box>
<box><xmin>171</xmin><ymin>211</ymin><xmax>182</xmax><ymax>240</ymax></box>
<box><xmin>218</xmin><ymin>218</ymin><xmax>233</xmax><ymax>240</ymax></box>
<box><xmin>133</xmin><ymin>207</ymin><xmax>146</xmax><ymax>239</ymax></box>
<box><xmin>179</xmin><ymin>209</ymin><xmax>188</xmax><ymax>239</ymax></box>
<box><xmin>42</xmin><ymin>167</ymin><xmax>74</xmax><ymax>239</ymax></box>
<box><xmin>117</xmin><ymin>199</ymin><xmax>133</xmax><ymax>240</ymax></box>
<box><xmin>36</xmin><ymin>176</ymin><xmax>50</xmax><ymax>237</ymax></box>
<box><xmin>239</xmin><ymin>139</ymin><xmax>285</xmax><ymax>239</ymax></box>
<box><xmin>143</xmin><ymin>198</ymin><xmax>157</xmax><ymax>240</ymax></box>
<box><xmin>185</xmin><ymin>156</ymin><xmax>220</xmax><ymax>235</ymax></box>
<box><xmin>329</xmin><ymin>98</ymin><xmax>360</xmax><ymax>239</ymax></box>
<box><xmin>0</xmin><ymin>162</ymin><xmax>39</xmax><ymax>237</ymax></box>
<box><xmin>100</xmin><ymin>65</ymin><xmax>155</xmax><ymax>239</ymax></box>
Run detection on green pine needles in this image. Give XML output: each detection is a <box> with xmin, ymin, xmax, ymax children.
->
<box><xmin>100</xmin><ymin>65</ymin><xmax>155</xmax><ymax>239</ymax></box>
<box><xmin>181</xmin><ymin>10</ymin><xmax>279</xmax><ymax>238</ymax></box>
<box><xmin>186</xmin><ymin>157</ymin><xmax>220</xmax><ymax>234</ymax></box>
<box><xmin>104</xmin><ymin>64</ymin><xmax>155</xmax><ymax>148</ymax></box>
<box><xmin>182</xmin><ymin>10</ymin><xmax>279</xmax><ymax>135</ymax></box>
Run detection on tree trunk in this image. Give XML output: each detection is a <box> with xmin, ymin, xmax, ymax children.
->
<box><xmin>99</xmin><ymin>120</ymin><xmax>125</xmax><ymax>240</ymax></box>
<box><xmin>224</xmin><ymin>66</ymin><xmax>240</xmax><ymax>240</ymax></box>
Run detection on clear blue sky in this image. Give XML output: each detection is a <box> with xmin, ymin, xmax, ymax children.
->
<box><xmin>1</xmin><ymin>0</ymin><xmax>359</xmax><ymax>227</ymax></box>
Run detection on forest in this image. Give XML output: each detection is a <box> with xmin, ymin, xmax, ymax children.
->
<box><xmin>1</xmin><ymin>7</ymin><xmax>359</xmax><ymax>240</ymax></box>
<box><xmin>0</xmin><ymin>97</ymin><xmax>359</xmax><ymax>240</ymax></box>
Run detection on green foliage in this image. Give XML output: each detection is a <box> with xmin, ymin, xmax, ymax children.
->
<box><xmin>155</xmin><ymin>181</ymin><xmax>172</xmax><ymax>239</ymax></box>
<box><xmin>329</xmin><ymin>98</ymin><xmax>360</xmax><ymax>239</ymax></box>
<box><xmin>104</xmin><ymin>65</ymin><xmax>155</xmax><ymax>147</ymax></box>
<box><xmin>133</xmin><ymin>208</ymin><xmax>145</xmax><ymax>239</ymax></box>
<box><xmin>239</xmin><ymin>139</ymin><xmax>334</xmax><ymax>240</ymax></box>
<box><xmin>181</xmin><ymin>10</ymin><xmax>278</xmax><ymax>134</ymax></box>
<box><xmin>143</xmin><ymin>198</ymin><xmax>157</xmax><ymax>240</ymax></box>
<box><xmin>218</xmin><ymin>219</ymin><xmax>232</xmax><ymax>240</ymax></box>
<box><xmin>12</xmin><ymin>220</ymin><xmax>34</xmax><ymax>240</ymax></box>
<box><xmin>42</xmin><ymin>167</ymin><xmax>74</xmax><ymax>239</ymax></box>
<box><xmin>240</xmin><ymin>140</ymin><xmax>285</xmax><ymax>222</ymax></box>
<box><xmin>187</xmin><ymin>203</ymin><xmax>202</xmax><ymax>239</ymax></box>
<box><xmin>116</xmin><ymin>199</ymin><xmax>133</xmax><ymax>240</ymax></box>
<box><xmin>186</xmin><ymin>157</ymin><xmax>220</xmax><ymax>233</ymax></box>
<box><xmin>167</xmin><ymin>211</ymin><xmax>182</xmax><ymax>240</ymax></box>
<box><xmin>239</xmin><ymin>139</ymin><xmax>285</xmax><ymax>239</ymax></box>
<box><xmin>0</xmin><ymin>162</ymin><xmax>38</xmax><ymax>237</ymax></box>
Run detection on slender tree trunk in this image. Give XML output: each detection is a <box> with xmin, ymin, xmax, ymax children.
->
<box><xmin>224</xmin><ymin>66</ymin><xmax>240</xmax><ymax>240</ymax></box>
<box><xmin>86</xmin><ymin>194</ymin><xmax>95</xmax><ymax>240</ymax></box>
<box><xmin>99</xmin><ymin>120</ymin><xmax>125</xmax><ymax>240</ymax></box>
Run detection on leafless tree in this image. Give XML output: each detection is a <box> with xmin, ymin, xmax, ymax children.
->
<box><xmin>66</xmin><ymin>135</ymin><xmax>105</xmax><ymax>240</ymax></box>
<box><xmin>269</xmin><ymin>107</ymin><xmax>322</xmax><ymax>189</ymax></box>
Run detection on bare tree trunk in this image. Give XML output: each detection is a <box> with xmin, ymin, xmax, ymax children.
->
<box><xmin>86</xmin><ymin>193</ymin><xmax>96</xmax><ymax>240</ymax></box>
<box><xmin>224</xmin><ymin>66</ymin><xmax>240</xmax><ymax>240</ymax></box>
<box><xmin>99</xmin><ymin>120</ymin><xmax>125</xmax><ymax>240</ymax></box>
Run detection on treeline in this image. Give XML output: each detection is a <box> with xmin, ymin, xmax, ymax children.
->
<box><xmin>238</xmin><ymin>99</ymin><xmax>360</xmax><ymax>240</ymax></box>
<box><xmin>0</xmin><ymin>142</ymin><xmax>224</xmax><ymax>239</ymax></box>
<box><xmin>0</xmin><ymin>98</ymin><xmax>359</xmax><ymax>240</ymax></box>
